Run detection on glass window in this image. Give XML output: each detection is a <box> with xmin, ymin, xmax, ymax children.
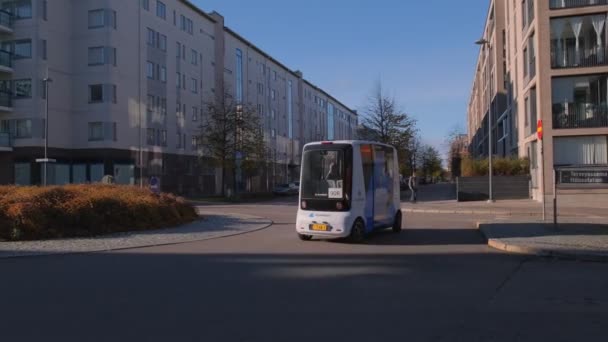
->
<box><xmin>114</xmin><ymin>164</ymin><xmax>135</xmax><ymax>185</ymax></box>
<box><xmin>192</xmin><ymin>106</ymin><xmax>198</xmax><ymax>121</ymax></box>
<box><xmin>88</xmin><ymin>122</ymin><xmax>104</xmax><ymax>141</ymax></box>
<box><xmin>3</xmin><ymin>0</ymin><xmax>33</xmax><ymax>20</ymax></box>
<box><xmin>147</xmin><ymin>28</ymin><xmax>155</xmax><ymax>46</ymax></box>
<box><xmin>49</xmin><ymin>164</ymin><xmax>70</xmax><ymax>185</ymax></box>
<box><xmin>15</xmin><ymin>119</ymin><xmax>31</xmax><ymax>138</ymax></box>
<box><xmin>156</xmin><ymin>1</ymin><xmax>166</xmax><ymax>19</ymax></box>
<box><xmin>147</xmin><ymin>128</ymin><xmax>156</xmax><ymax>145</ymax></box>
<box><xmin>13</xmin><ymin>79</ymin><xmax>31</xmax><ymax>98</ymax></box>
<box><xmin>159</xmin><ymin>34</ymin><xmax>167</xmax><ymax>51</ymax></box>
<box><xmin>191</xmin><ymin>78</ymin><xmax>197</xmax><ymax>93</ymax></box>
<box><xmin>13</xmin><ymin>40</ymin><xmax>31</xmax><ymax>59</ymax></box>
<box><xmin>191</xmin><ymin>49</ymin><xmax>197</xmax><ymax>65</ymax></box>
<box><xmin>72</xmin><ymin>165</ymin><xmax>87</xmax><ymax>184</ymax></box>
<box><xmin>89</xmin><ymin>84</ymin><xmax>103</xmax><ymax>103</ymax></box>
<box><xmin>146</xmin><ymin>61</ymin><xmax>155</xmax><ymax>79</ymax></box>
<box><xmin>554</xmin><ymin>136</ymin><xmax>608</xmax><ymax>166</ymax></box>
<box><xmin>236</xmin><ymin>49</ymin><xmax>243</xmax><ymax>103</ymax></box>
<box><xmin>88</xmin><ymin>9</ymin><xmax>105</xmax><ymax>28</ymax></box>
<box><xmin>160</xmin><ymin>66</ymin><xmax>166</xmax><ymax>82</ymax></box>
<box><xmin>41</xmin><ymin>39</ymin><xmax>47</xmax><ymax>60</ymax></box>
<box><xmin>301</xmin><ymin>149</ymin><xmax>345</xmax><ymax>199</ymax></box>
<box><xmin>287</xmin><ymin>80</ymin><xmax>293</xmax><ymax>139</ymax></box>
<box><xmin>90</xmin><ymin>163</ymin><xmax>105</xmax><ymax>182</ymax></box>
<box><xmin>142</xmin><ymin>0</ymin><xmax>149</xmax><ymax>10</ymax></box>
<box><xmin>88</xmin><ymin>47</ymin><xmax>104</xmax><ymax>65</ymax></box>
<box><xmin>14</xmin><ymin>162</ymin><xmax>30</xmax><ymax>185</ymax></box>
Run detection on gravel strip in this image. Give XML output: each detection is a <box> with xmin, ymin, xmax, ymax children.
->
<box><xmin>0</xmin><ymin>210</ymin><xmax>272</xmax><ymax>259</ymax></box>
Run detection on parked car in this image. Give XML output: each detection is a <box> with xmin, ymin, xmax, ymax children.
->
<box><xmin>273</xmin><ymin>183</ymin><xmax>299</xmax><ymax>196</ymax></box>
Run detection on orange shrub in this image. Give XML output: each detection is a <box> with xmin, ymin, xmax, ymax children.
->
<box><xmin>0</xmin><ymin>185</ymin><xmax>198</xmax><ymax>241</ymax></box>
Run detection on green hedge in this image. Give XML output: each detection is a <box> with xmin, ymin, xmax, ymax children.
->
<box><xmin>0</xmin><ymin>185</ymin><xmax>198</xmax><ymax>241</ymax></box>
<box><xmin>461</xmin><ymin>156</ymin><xmax>530</xmax><ymax>177</ymax></box>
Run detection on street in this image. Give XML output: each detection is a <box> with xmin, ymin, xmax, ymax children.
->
<box><xmin>1</xmin><ymin>198</ymin><xmax>607</xmax><ymax>341</ymax></box>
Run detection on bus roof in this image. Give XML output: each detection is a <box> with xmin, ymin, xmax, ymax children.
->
<box><xmin>304</xmin><ymin>140</ymin><xmax>396</xmax><ymax>149</ymax></box>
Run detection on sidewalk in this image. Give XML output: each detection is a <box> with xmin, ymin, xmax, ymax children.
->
<box><xmin>477</xmin><ymin>220</ymin><xmax>608</xmax><ymax>261</ymax></box>
<box><xmin>402</xmin><ymin>199</ymin><xmax>608</xmax><ymax>219</ymax></box>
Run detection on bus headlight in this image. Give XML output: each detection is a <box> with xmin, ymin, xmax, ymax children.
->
<box><xmin>301</xmin><ymin>200</ymin><xmax>307</xmax><ymax>209</ymax></box>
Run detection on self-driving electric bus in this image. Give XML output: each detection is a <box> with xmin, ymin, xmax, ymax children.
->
<box><xmin>296</xmin><ymin>141</ymin><xmax>402</xmax><ymax>242</ymax></box>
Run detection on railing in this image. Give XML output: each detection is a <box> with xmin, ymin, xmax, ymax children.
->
<box><xmin>553</xmin><ymin>102</ymin><xmax>608</xmax><ymax>129</ymax></box>
<box><xmin>0</xmin><ymin>10</ymin><xmax>12</xmax><ymax>29</ymax></box>
<box><xmin>0</xmin><ymin>50</ymin><xmax>12</xmax><ymax>68</ymax></box>
<box><xmin>552</xmin><ymin>45</ymin><xmax>608</xmax><ymax>69</ymax></box>
<box><xmin>550</xmin><ymin>0</ymin><xmax>608</xmax><ymax>9</ymax></box>
<box><xmin>0</xmin><ymin>132</ymin><xmax>10</xmax><ymax>148</ymax></box>
<box><xmin>0</xmin><ymin>90</ymin><xmax>11</xmax><ymax>108</ymax></box>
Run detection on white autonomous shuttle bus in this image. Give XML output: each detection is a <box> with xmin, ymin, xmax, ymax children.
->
<box><xmin>296</xmin><ymin>141</ymin><xmax>402</xmax><ymax>242</ymax></box>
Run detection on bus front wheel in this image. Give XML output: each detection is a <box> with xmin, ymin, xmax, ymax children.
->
<box><xmin>298</xmin><ymin>234</ymin><xmax>313</xmax><ymax>241</ymax></box>
<box><xmin>350</xmin><ymin>219</ymin><xmax>366</xmax><ymax>243</ymax></box>
<box><xmin>392</xmin><ymin>211</ymin><xmax>402</xmax><ymax>233</ymax></box>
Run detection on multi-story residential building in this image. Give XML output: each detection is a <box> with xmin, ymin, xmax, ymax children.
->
<box><xmin>0</xmin><ymin>0</ymin><xmax>358</xmax><ymax>195</ymax></box>
<box><xmin>468</xmin><ymin>0</ymin><xmax>608</xmax><ymax>204</ymax></box>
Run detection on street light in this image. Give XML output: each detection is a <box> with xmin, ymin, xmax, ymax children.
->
<box><xmin>475</xmin><ymin>38</ymin><xmax>494</xmax><ymax>202</ymax></box>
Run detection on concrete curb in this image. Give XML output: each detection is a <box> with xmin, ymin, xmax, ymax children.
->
<box><xmin>476</xmin><ymin>222</ymin><xmax>608</xmax><ymax>262</ymax></box>
<box><xmin>0</xmin><ymin>212</ymin><xmax>273</xmax><ymax>259</ymax></box>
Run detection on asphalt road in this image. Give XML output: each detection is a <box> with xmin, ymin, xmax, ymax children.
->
<box><xmin>1</xmin><ymin>198</ymin><xmax>607</xmax><ymax>342</ymax></box>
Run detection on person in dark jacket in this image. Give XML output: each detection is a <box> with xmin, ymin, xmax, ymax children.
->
<box><xmin>408</xmin><ymin>172</ymin><xmax>418</xmax><ymax>203</ymax></box>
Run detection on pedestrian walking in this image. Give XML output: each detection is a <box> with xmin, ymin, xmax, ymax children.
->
<box><xmin>408</xmin><ymin>172</ymin><xmax>418</xmax><ymax>203</ymax></box>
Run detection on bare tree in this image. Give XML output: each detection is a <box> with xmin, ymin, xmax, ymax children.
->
<box><xmin>444</xmin><ymin>124</ymin><xmax>468</xmax><ymax>179</ymax></box>
<box><xmin>199</xmin><ymin>88</ymin><xmax>265</xmax><ymax>198</ymax></box>
<box><xmin>357</xmin><ymin>82</ymin><xmax>417</xmax><ymax>174</ymax></box>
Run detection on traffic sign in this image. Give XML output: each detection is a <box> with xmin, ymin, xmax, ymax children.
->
<box><xmin>149</xmin><ymin>176</ymin><xmax>160</xmax><ymax>194</ymax></box>
<box><xmin>537</xmin><ymin>120</ymin><xmax>543</xmax><ymax>140</ymax></box>
<box><xmin>35</xmin><ymin>158</ymin><xmax>56</xmax><ymax>163</ymax></box>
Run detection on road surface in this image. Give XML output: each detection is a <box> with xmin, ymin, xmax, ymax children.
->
<box><xmin>1</xmin><ymin>198</ymin><xmax>607</xmax><ymax>341</ymax></box>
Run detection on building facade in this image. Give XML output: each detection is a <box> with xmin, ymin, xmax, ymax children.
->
<box><xmin>468</xmin><ymin>0</ymin><xmax>608</xmax><ymax>204</ymax></box>
<box><xmin>0</xmin><ymin>0</ymin><xmax>357</xmax><ymax>195</ymax></box>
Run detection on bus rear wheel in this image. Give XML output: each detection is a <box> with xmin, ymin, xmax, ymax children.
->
<box><xmin>350</xmin><ymin>219</ymin><xmax>366</xmax><ymax>243</ymax></box>
<box><xmin>298</xmin><ymin>234</ymin><xmax>313</xmax><ymax>241</ymax></box>
<box><xmin>392</xmin><ymin>211</ymin><xmax>402</xmax><ymax>233</ymax></box>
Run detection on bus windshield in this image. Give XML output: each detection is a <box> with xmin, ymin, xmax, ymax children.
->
<box><xmin>301</xmin><ymin>149</ymin><xmax>346</xmax><ymax>200</ymax></box>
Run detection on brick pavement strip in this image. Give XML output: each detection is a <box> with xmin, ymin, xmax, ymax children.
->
<box><xmin>477</xmin><ymin>221</ymin><xmax>608</xmax><ymax>262</ymax></box>
<box><xmin>0</xmin><ymin>210</ymin><xmax>272</xmax><ymax>259</ymax></box>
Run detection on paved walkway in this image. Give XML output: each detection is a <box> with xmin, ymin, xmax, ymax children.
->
<box><xmin>0</xmin><ymin>209</ymin><xmax>272</xmax><ymax>259</ymax></box>
<box><xmin>478</xmin><ymin>219</ymin><xmax>608</xmax><ymax>261</ymax></box>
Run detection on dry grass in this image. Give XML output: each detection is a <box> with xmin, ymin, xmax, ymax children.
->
<box><xmin>0</xmin><ymin>185</ymin><xmax>198</xmax><ymax>241</ymax></box>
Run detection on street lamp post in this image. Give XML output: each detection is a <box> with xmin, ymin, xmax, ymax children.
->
<box><xmin>475</xmin><ymin>38</ymin><xmax>494</xmax><ymax>203</ymax></box>
<box><xmin>42</xmin><ymin>75</ymin><xmax>53</xmax><ymax>186</ymax></box>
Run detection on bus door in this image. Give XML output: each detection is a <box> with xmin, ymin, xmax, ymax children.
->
<box><xmin>373</xmin><ymin>145</ymin><xmax>391</xmax><ymax>227</ymax></box>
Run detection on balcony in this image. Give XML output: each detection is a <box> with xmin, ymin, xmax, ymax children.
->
<box><xmin>0</xmin><ymin>132</ymin><xmax>11</xmax><ymax>151</ymax></box>
<box><xmin>0</xmin><ymin>10</ymin><xmax>12</xmax><ymax>34</ymax></box>
<box><xmin>553</xmin><ymin>102</ymin><xmax>608</xmax><ymax>129</ymax></box>
<box><xmin>550</xmin><ymin>0</ymin><xmax>608</xmax><ymax>9</ymax></box>
<box><xmin>0</xmin><ymin>90</ymin><xmax>12</xmax><ymax>112</ymax></box>
<box><xmin>552</xmin><ymin>45</ymin><xmax>608</xmax><ymax>69</ymax></box>
<box><xmin>0</xmin><ymin>50</ymin><xmax>12</xmax><ymax>73</ymax></box>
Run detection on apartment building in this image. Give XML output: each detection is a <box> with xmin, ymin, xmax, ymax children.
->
<box><xmin>0</xmin><ymin>0</ymin><xmax>358</xmax><ymax>195</ymax></box>
<box><xmin>468</xmin><ymin>0</ymin><xmax>608</xmax><ymax>203</ymax></box>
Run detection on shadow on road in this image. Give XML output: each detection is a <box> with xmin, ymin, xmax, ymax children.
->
<box><xmin>367</xmin><ymin>228</ymin><xmax>486</xmax><ymax>246</ymax></box>
<box><xmin>401</xmin><ymin>183</ymin><xmax>457</xmax><ymax>203</ymax></box>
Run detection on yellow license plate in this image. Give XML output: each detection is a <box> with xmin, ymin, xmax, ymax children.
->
<box><xmin>311</xmin><ymin>224</ymin><xmax>329</xmax><ymax>231</ymax></box>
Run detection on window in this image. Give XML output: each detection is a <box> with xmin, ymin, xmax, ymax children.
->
<box><xmin>180</xmin><ymin>15</ymin><xmax>186</xmax><ymax>30</ymax></box>
<box><xmin>42</xmin><ymin>0</ymin><xmax>47</xmax><ymax>20</ymax></box>
<box><xmin>13</xmin><ymin>79</ymin><xmax>31</xmax><ymax>98</ymax></box>
<box><xmin>236</xmin><ymin>48</ymin><xmax>243</xmax><ymax>103</ymax></box>
<box><xmin>176</xmin><ymin>72</ymin><xmax>181</xmax><ymax>88</ymax></box>
<box><xmin>88</xmin><ymin>122</ymin><xmax>104</xmax><ymax>141</ymax></box>
<box><xmin>88</xmin><ymin>84</ymin><xmax>115</xmax><ymax>103</ymax></box>
<box><xmin>191</xmin><ymin>136</ymin><xmax>198</xmax><ymax>150</ymax></box>
<box><xmin>554</xmin><ymin>136</ymin><xmax>608</xmax><ymax>166</ymax></box>
<box><xmin>88</xmin><ymin>47</ymin><xmax>105</xmax><ymax>65</ymax></box>
<box><xmin>14</xmin><ymin>163</ymin><xmax>30</xmax><ymax>185</ymax></box>
<box><xmin>191</xmin><ymin>78</ymin><xmax>198</xmax><ymax>93</ymax></box>
<box><xmin>142</xmin><ymin>0</ymin><xmax>149</xmax><ymax>10</ymax></box>
<box><xmin>271</xmin><ymin>109</ymin><xmax>276</xmax><ymax>119</ymax></box>
<box><xmin>271</xmin><ymin>89</ymin><xmax>276</xmax><ymax>100</ymax></box>
<box><xmin>146</xmin><ymin>61</ymin><xmax>155</xmax><ymax>79</ymax></box>
<box><xmin>176</xmin><ymin>42</ymin><xmax>181</xmax><ymax>58</ymax></box>
<box><xmin>88</xmin><ymin>9</ymin><xmax>115</xmax><ymax>29</ymax></box>
<box><xmin>41</xmin><ymin>39</ymin><xmax>47</xmax><ymax>60</ymax></box>
<box><xmin>156</xmin><ymin>1</ymin><xmax>166</xmax><ymax>19</ymax></box>
<box><xmin>14</xmin><ymin>119</ymin><xmax>31</xmax><ymax>138</ymax></box>
<box><xmin>191</xmin><ymin>49</ymin><xmax>197</xmax><ymax>65</ymax></box>
<box><xmin>271</xmin><ymin>129</ymin><xmax>276</xmax><ymax>138</ymax></box>
<box><xmin>159</xmin><ymin>34</ymin><xmax>167</xmax><ymax>51</ymax></box>
<box><xmin>287</xmin><ymin>80</ymin><xmax>293</xmax><ymax>139</ymax></box>
<box><xmin>147</xmin><ymin>28</ymin><xmax>156</xmax><ymax>46</ymax></box>
<box><xmin>273</xmin><ymin>70</ymin><xmax>277</xmax><ymax>81</ymax></box>
<box><xmin>2</xmin><ymin>0</ymin><xmax>32</xmax><ymax>19</ymax></box>
<box><xmin>14</xmin><ymin>40</ymin><xmax>31</xmax><ymax>59</ymax></box>
<box><xmin>147</xmin><ymin>128</ymin><xmax>155</xmax><ymax>145</ymax></box>
<box><xmin>160</xmin><ymin>130</ymin><xmax>167</xmax><ymax>146</ymax></box>
<box><xmin>192</xmin><ymin>106</ymin><xmax>198</xmax><ymax>121</ymax></box>
<box><xmin>146</xmin><ymin>94</ymin><xmax>155</xmax><ymax>114</ymax></box>
<box><xmin>160</xmin><ymin>66</ymin><xmax>166</xmax><ymax>82</ymax></box>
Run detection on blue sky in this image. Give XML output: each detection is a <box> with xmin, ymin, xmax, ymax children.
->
<box><xmin>194</xmin><ymin>0</ymin><xmax>489</xmax><ymax>158</ymax></box>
